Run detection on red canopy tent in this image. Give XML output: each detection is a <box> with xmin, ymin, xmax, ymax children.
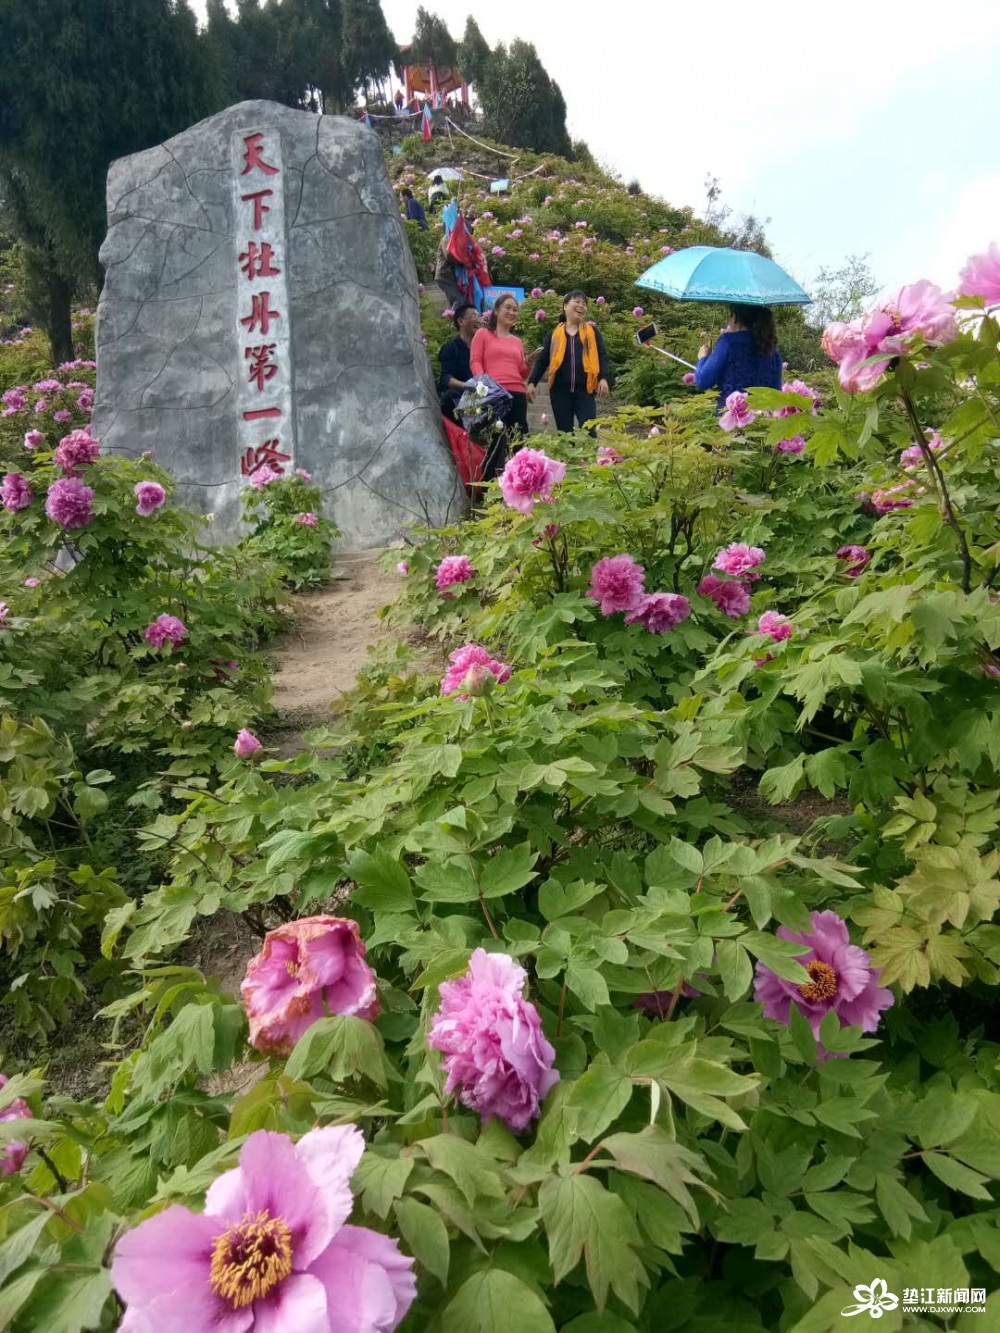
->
<box><xmin>397</xmin><ymin>48</ymin><xmax>470</xmax><ymax>108</ymax></box>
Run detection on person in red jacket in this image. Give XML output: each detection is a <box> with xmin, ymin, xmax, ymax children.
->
<box><xmin>470</xmin><ymin>293</ymin><xmax>535</xmax><ymax>480</ymax></box>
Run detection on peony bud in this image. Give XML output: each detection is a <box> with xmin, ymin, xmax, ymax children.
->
<box><xmin>462</xmin><ymin>663</ymin><xmax>496</xmax><ymax>696</ymax></box>
<box><xmin>181</xmin><ymin>720</ymin><xmax>194</xmax><ymax>731</ymax></box>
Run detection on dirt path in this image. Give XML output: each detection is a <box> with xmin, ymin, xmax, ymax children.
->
<box><xmin>269</xmin><ymin>549</ymin><xmax>400</xmax><ymax>729</ymax></box>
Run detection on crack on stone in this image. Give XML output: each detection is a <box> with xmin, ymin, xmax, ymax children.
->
<box><xmin>162</xmin><ymin>144</ymin><xmax>214</xmax><ymax>233</ymax></box>
<box><xmin>319</xmin><ymin>404</ymin><xmax>439</xmax><ymax>493</ymax></box>
<box><xmin>101</xmin><ymin>219</ymin><xmax>160</xmax><ymax>272</ymax></box>
<box><xmin>158</xmin><ymin>234</ymin><xmax>230</xmax><ymax>295</ymax></box>
<box><xmin>108</xmin><ymin>152</ymin><xmax>173</xmax><ymax>216</ymax></box>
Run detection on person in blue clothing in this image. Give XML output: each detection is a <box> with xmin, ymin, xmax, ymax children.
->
<box><xmin>695</xmin><ymin>304</ymin><xmax>782</xmax><ymax>407</ymax></box>
<box><xmin>400</xmin><ymin>188</ymin><xmax>428</xmax><ymax>231</ymax></box>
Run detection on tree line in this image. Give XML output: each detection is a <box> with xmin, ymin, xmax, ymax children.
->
<box><xmin>0</xmin><ymin>0</ymin><xmax>573</xmax><ymax>361</ymax></box>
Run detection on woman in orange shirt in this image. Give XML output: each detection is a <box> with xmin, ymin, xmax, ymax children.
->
<box><xmin>470</xmin><ymin>293</ymin><xmax>535</xmax><ymax>479</ymax></box>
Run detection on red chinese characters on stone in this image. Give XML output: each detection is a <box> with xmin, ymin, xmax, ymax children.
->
<box><xmin>239</xmin><ymin>241</ymin><xmax>281</xmax><ymax>281</ymax></box>
<box><xmin>240</xmin><ymin>292</ymin><xmax>281</xmax><ymax>336</ymax></box>
<box><xmin>245</xmin><ymin>343</ymin><xmax>279</xmax><ymax>392</ymax></box>
<box><xmin>240</xmin><ymin>441</ymin><xmax>290</xmax><ymax>477</ymax></box>
<box><xmin>242</xmin><ymin>132</ymin><xmax>279</xmax><ymax>177</ymax></box>
<box><xmin>241</xmin><ymin>188</ymin><xmax>274</xmax><ymax>230</ymax></box>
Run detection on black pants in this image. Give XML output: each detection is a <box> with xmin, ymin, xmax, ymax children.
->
<box><xmin>478</xmin><ymin>393</ymin><xmax>528</xmax><ymax>485</ymax></box>
<box><xmin>549</xmin><ymin>385</ymin><xmax>597</xmax><ymax>434</ymax></box>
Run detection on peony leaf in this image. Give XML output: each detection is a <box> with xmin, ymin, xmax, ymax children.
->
<box><xmin>539</xmin><ymin>1172</ymin><xmax>648</xmax><ymax>1314</ymax></box>
<box><xmin>394</xmin><ymin>1197</ymin><xmax>450</xmax><ymax>1286</ymax></box>
<box><xmin>441</xmin><ymin>1269</ymin><xmax>555</xmax><ymax>1333</ymax></box>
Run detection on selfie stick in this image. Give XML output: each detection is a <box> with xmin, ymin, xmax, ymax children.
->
<box><xmin>646</xmin><ymin>345</ymin><xmax>697</xmax><ymax>371</ymax></box>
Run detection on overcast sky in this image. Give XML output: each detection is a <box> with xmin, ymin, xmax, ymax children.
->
<box><xmin>194</xmin><ymin>0</ymin><xmax>1000</xmax><ymax>299</ymax></box>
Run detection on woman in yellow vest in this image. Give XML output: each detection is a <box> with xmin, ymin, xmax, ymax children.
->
<box><xmin>528</xmin><ymin>290</ymin><xmax>610</xmax><ymax>433</ymax></box>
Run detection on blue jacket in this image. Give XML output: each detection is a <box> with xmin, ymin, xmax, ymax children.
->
<box><xmin>406</xmin><ymin>197</ymin><xmax>428</xmax><ymax>231</ymax></box>
<box><xmin>695</xmin><ymin>330</ymin><xmax>781</xmax><ymax>407</ymax></box>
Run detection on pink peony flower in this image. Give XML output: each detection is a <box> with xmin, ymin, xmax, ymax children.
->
<box><xmin>529</xmin><ymin>253</ymin><xmax>540</xmax><ymax>261</ymax></box>
<box><xmin>540</xmin><ymin>413</ymin><xmax>549</xmax><ymax>424</ymax></box>
<box><xmin>899</xmin><ymin>429</ymin><xmax>943</xmax><ymax>467</ymax></box>
<box><xmin>775</xmin><ymin>434</ymin><xmax>805</xmax><ymax>454</ymax></box>
<box><xmin>753</xmin><ymin>910</ymin><xmax>893</xmax><ymax>1060</ymax></box>
<box><xmin>295</xmin><ymin>468</ymin><xmax>312</xmax><ymax>482</ymax></box>
<box><xmin>535</xmin><ymin>309</ymin><xmax>546</xmax><ymax>321</ymax></box>
<box><xmin>2</xmin><ymin>388</ymin><xmax>27</xmax><ymax>412</ymax></box>
<box><xmin>145</xmin><ymin>614</ymin><xmax>187</xmax><ymax>648</ymax></box>
<box><xmin>0</xmin><ymin>603</ymin><xmax>8</xmax><ymax>624</ymax></box>
<box><xmin>822</xmin><ymin>281</ymin><xmax>958</xmax><ymax>392</ymax></box>
<box><xmin>510</xmin><ymin>228</ymin><xmax>523</xmax><ymax>238</ymax></box>
<box><xmin>531</xmin><ymin>287</ymin><xmax>543</xmax><ymax>297</ymax></box>
<box><xmin>111</xmin><ymin>1125</ymin><xmax>415</xmax><ymax>1332</ymax></box>
<box><xmin>625</xmin><ymin>592</ymin><xmax>692</xmax><ymax>633</ymax></box>
<box><xmin>0</xmin><ymin>1075</ymin><xmax>31</xmax><ymax>1177</ymax></box>
<box><xmin>871</xmin><ymin>484</ymin><xmax>914</xmax><ymax>513</ymax></box>
<box><xmin>632</xmin><ymin>306</ymin><xmax>644</xmax><ymax>317</ymax></box>
<box><xmin>779</xmin><ymin>379</ymin><xmax>820</xmax><ymax>414</ymax></box>
<box><xmin>395</xmin><ymin>561</ymin><xmax>409</xmax><ymax>576</ymax></box>
<box><xmin>959</xmin><ymin>242</ymin><xmax>1000</xmax><ymax>305</ymax></box>
<box><xmin>719</xmin><ymin>390</ymin><xmax>755</xmax><ymax>431</ymax></box>
<box><xmin>54</xmin><ymin>427</ymin><xmax>99</xmax><ymax>474</ymax></box>
<box><xmin>440</xmin><ymin>644</ymin><xmax>511</xmax><ymax>698</ymax></box>
<box><xmin>45</xmin><ymin>477</ymin><xmax>94</xmax><ymax>528</ymax></box>
<box><xmin>2</xmin><ymin>473</ymin><xmax>32</xmax><ymax>513</ymax></box>
<box><xmin>52</xmin><ymin>409</ymin><xmax>72</xmax><ymax>424</ymax></box>
<box><xmin>248</xmin><ymin>463</ymin><xmax>280</xmax><ymax>488</ymax></box>
<box><xmin>596</xmin><ymin>445</ymin><xmax>622</xmax><ymax>466</ymax></box>
<box><xmin>714</xmin><ymin>542</ymin><xmax>766</xmax><ymax>577</ymax></box>
<box><xmin>33</xmin><ymin>400</ymin><xmax>47</xmax><ymax>413</ymax></box>
<box><xmin>234</xmin><ymin>729</ymin><xmax>262</xmax><ymax>758</ymax></box>
<box><xmin>428</xmin><ymin>948</ymin><xmax>559</xmax><ymax>1132</ymax></box>
<box><xmin>435</xmin><ymin>554</ymin><xmax>475</xmax><ymax>594</ymax></box>
<box><xmin>294</xmin><ymin>512</ymin><xmax>318</xmax><ymax>526</ymax></box>
<box><xmin>23</xmin><ymin>429</ymin><xmax>42</xmax><ymax>450</ymax></box>
<box><xmin>441</xmin><ymin>308</ymin><xmax>455</xmax><ymax>319</ymax></box>
<box><xmin>33</xmin><ymin>379</ymin><xmax>61</xmax><ymax>393</ymax></box>
<box><xmin>243</xmin><ymin>916</ymin><xmax>378</xmax><ymax>1055</ymax></box>
<box><xmin>835</xmin><ymin>544</ymin><xmax>871</xmax><ymax>577</ymax></box>
<box><xmin>134</xmin><ymin>480</ymin><xmax>166</xmax><ymax>516</ymax></box>
<box><xmin>596</xmin><ymin>296</ymin><xmax>606</xmax><ymax>304</ymax></box>
<box><xmin>499</xmin><ymin>448</ymin><xmax>566</xmax><ymax>515</ymax></box>
<box><xmin>698</xmin><ymin>574</ymin><xmax>751</xmax><ymax>617</ymax></box>
<box><xmin>682</xmin><ymin>372</ymin><xmax>695</xmax><ymax>384</ymax></box>
<box><xmin>491</xmin><ymin>245</ymin><xmax>506</xmax><ymax>256</ymax></box>
<box><xmin>756</xmin><ymin>610</ymin><xmax>794</xmax><ymax>642</ymax></box>
<box><xmin>23</xmin><ymin>578</ymin><xmax>39</xmax><ymax>587</ymax></box>
<box><xmin>587</xmin><ymin>553</ymin><xmax>646</xmax><ymax>615</ymax></box>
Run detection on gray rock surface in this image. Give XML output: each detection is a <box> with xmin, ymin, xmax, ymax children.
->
<box><xmin>93</xmin><ymin>101</ymin><xmax>464</xmax><ymax>546</ymax></box>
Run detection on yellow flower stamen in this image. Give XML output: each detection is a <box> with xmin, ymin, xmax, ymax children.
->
<box><xmin>209</xmin><ymin>1210</ymin><xmax>293</xmax><ymax>1308</ymax></box>
<box><xmin>798</xmin><ymin>959</ymin><xmax>838</xmax><ymax>1003</ymax></box>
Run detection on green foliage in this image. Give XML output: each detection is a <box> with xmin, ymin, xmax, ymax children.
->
<box><xmin>477</xmin><ymin>40</ymin><xmax>572</xmax><ymax>158</ymax></box>
<box><xmin>239</xmin><ymin>470</ymin><xmax>339</xmax><ymax>590</ymax></box>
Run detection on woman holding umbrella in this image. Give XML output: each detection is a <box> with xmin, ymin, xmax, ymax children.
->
<box><xmin>695</xmin><ymin>304</ymin><xmax>782</xmax><ymax>407</ymax></box>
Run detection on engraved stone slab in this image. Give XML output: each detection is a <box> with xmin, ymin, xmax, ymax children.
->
<box><xmin>93</xmin><ymin>100</ymin><xmax>463</xmax><ymax>546</ymax></box>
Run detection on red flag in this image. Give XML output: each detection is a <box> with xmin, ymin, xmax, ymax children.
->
<box><xmin>422</xmin><ymin>102</ymin><xmax>433</xmax><ymax>142</ymax></box>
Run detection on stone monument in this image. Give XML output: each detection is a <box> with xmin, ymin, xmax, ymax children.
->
<box><xmin>92</xmin><ymin>100</ymin><xmax>463</xmax><ymax>546</ymax></box>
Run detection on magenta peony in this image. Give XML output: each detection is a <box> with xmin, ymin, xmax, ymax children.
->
<box><xmin>531</xmin><ymin>286</ymin><xmax>543</xmax><ymax>297</ymax></box>
<box><xmin>775</xmin><ymin>434</ymin><xmax>805</xmax><ymax>454</ymax></box>
<box><xmin>111</xmin><ymin>1125</ymin><xmax>415</xmax><ymax>1332</ymax></box>
<box><xmin>2</xmin><ymin>473</ymin><xmax>32</xmax><ymax>513</ymax></box>
<box><xmin>899</xmin><ymin>429</ymin><xmax>943</xmax><ymax>468</ymax></box>
<box><xmin>395</xmin><ymin>561</ymin><xmax>409</xmax><ymax>576</ymax></box>
<box><xmin>435</xmin><ymin>554</ymin><xmax>475</xmax><ymax>595</ymax></box>
<box><xmin>835</xmin><ymin>544</ymin><xmax>871</xmax><ymax>577</ymax></box>
<box><xmin>145</xmin><ymin>614</ymin><xmax>187</xmax><ymax>648</ymax></box>
<box><xmin>2</xmin><ymin>388</ymin><xmax>27</xmax><ymax>413</ymax></box>
<box><xmin>719</xmin><ymin>390</ymin><xmax>755</xmax><ymax>431</ymax></box>
<box><xmin>23</xmin><ymin>578</ymin><xmax>39</xmax><ymax>587</ymax></box>
<box><xmin>499</xmin><ymin>448</ymin><xmax>566</xmax><ymax>515</ymax></box>
<box><xmin>248</xmin><ymin>463</ymin><xmax>280</xmax><ymax>488</ymax></box>
<box><xmin>53</xmin><ymin>409</ymin><xmax>71</xmax><ymax>424</ymax></box>
<box><xmin>243</xmin><ymin>916</ymin><xmax>378</xmax><ymax>1055</ymax></box>
<box><xmin>22</xmin><ymin>429</ymin><xmax>42</xmax><ymax>450</ymax></box>
<box><xmin>596</xmin><ymin>445</ymin><xmax>623</xmax><ymax>465</ymax></box>
<box><xmin>822</xmin><ymin>280</ymin><xmax>958</xmax><ymax>392</ymax></box>
<box><xmin>294</xmin><ymin>512</ymin><xmax>318</xmax><ymax>526</ymax></box>
<box><xmin>33</xmin><ymin>379</ymin><xmax>61</xmax><ymax>394</ymax></box>
<box><xmin>698</xmin><ymin>574</ymin><xmax>751</xmax><ymax>618</ymax></box>
<box><xmin>535</xmin><ymin>309</ymin><xmax>546</xmax><ymax>321</ymax></box>
<box><xmin>753</xmin><ymin>910</ymin><xmax>893</xmax><ymax>1059</ymax></box>
<box><xmin>295</xmin><ymin>468</ymin><xmax>312</xmax><ymax>482</ymax></box>
<box><xmin>234</xmin><ymin>729</ymin><xmax>262</xmax><ymax>759</ymax></box>
<box><xmin>756</xmin><ymin>610</ymin><xmax>794</xmax><ymax>642</ymax></box>
<box><xmin>871</xmin><ymin>483</ymin><xmax>914</xmax><ymax>513</ymax></box>
<box><xmin>596</xmin><ymin>295</ymin><xmax>606</xmax><ymax>304</ymax></box>
<box><xmin>45</xmin><ymin>477</ymin><xmax>94</xmax><ymax>529</ymax></box>
<box><xmin>625</xmin><ymin>592</ymin><xmax>692</xmax><ymax>633</ymax></box>
<box><xmin>714</xmin><ymin>542</ymin><xmax>766</xmax><ymax>577</ymax></box>
<box><xmin>440</xmin><ymin>644</ymin><xmax>511</xmax><ymax>698</ymax></box>
<box><xmin>632</xmin><ymin>306</ymin><xmax>644</xmax><ymax>317</ymax></box>
<box><xmin>959</xmin><ymin>242</ymin><xmax>1000</xmax><ymax>305</ymax></box>
<box><xmin>134</xmin><ymin>480</ymin><xmax>166</xmax><ymax>516</ymax></box>
<box><xmin>0</xmin><ymin>602</ymin><xmax>8</xmax><ymax>624</ymax></box>
<box><xmin>587</xmin><ymin>553</ymin><xmax>646</xmax><ymax>615</ymax></box>
<box><xmin>428</xmin><ymin>948</ymin><xmax>559</xmax><ymax>1131</ymax></box>
<box><xmin>682</xmin><ymin>372</ymin><xmax>695</xmax><ymax>384</ymax></box>
<box><xmin>0</xmin><ymin>1075</ymin><xmax>31</xmax><ymax>1177</ymax></box>
<box><xmin>53</xmin><ymin>427</ymin><xmax>99</xmax><ymax>474</ymax></box>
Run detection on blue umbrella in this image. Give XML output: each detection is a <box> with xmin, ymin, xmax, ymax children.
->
<box><xmin>636</xmin><ymin>246</ymin><xmax>811</xmax><ymax>306</ymax></box>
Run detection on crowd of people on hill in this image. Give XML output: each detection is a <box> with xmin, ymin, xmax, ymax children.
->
<box><xmin>400</xmin><ymin>182</ymin><xmax>783</xmax><ymax>490</ymax></box>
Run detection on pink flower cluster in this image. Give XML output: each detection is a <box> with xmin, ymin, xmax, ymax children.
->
<box><xmin>134</xmin><ymin>480</ymin><xmax>166</xmax><ymax>516</ymax></box>
<box><xmin>870</xmin><ymin>483</ymin><xmax>914</xmax><ymax>513</ymax></box>
<box><xmin>587</xmin><ymin>553</ymin><xmax>645</xmax><ymax>615</ymax></box>
<box><xmin>697</xmin><ymin>574</ymin><xmax>750</xmax><ymax>617</ymax></box>
<box><xmin>242</xmin><ymin>916</ymin><xmax>378</xmax><ymax>1055</ymax></box>
<box><xmin>755</xmin><ymin>610</ymin><xmax>794</xmax><ymax>642</ymax></box>
<box><xmin>714</xmin><ymin>542</ymin><xmax>765</xmax><ymax>578</ymax></box>
<box><xmin>754</xmin><ymin>910</ymin><xmax>892</xmax><ymax>1060</ymax></box>
<box><xmin>775</xmin><ymin>435</ymin><xmax>805</xmax><ymax>454</ymax></box>
<box><xmin>719</xmin><ymin>391</ymin><xmax>755</xmax><ymax>431</ymax></box>
<box><xmin>45</xmin><ymin>477</ymin><xmax>94</xmax><ymax>529</ymax></box>
<box><xmin>499</xmin><ymin>448</ymin><xmax>566</xmax><ymax>514</ymax></box>
<box><xmin>596</xmin><ymin>445</ymin><xmax>622</xmax><ymax>466</ymax></box>
<box><xmin>111</xmin><ymin>1124</ymin><xmax>415</xmax><ymax>1333</ymax></box>
<box><xmin>836</xmin><ymin>544</ymin><xmax>871</xmax><ymax>577</ymax></box>
<box><xmin>822</xmin><ymin>280</ymin><xmax>957</xmax><ymax>392</ymax></box>
<box><xmin>145</xmin><ymin>614</ymin><xmax>187</xmax><ymax>648</ymax></box>
<box><xmin>428</xmin><ymin>949</ymin><xmax>559</xmax><ymax>1131</ymax></box>
<box><xmin>958</xmin><ymin>242</ymin><xmax>1000</xmax><ymax>305</ymax></box>
<box><xmin>899</xmin><ymin>429</ymin><xmax>944</xmax><ymax>468</ymax></box>
<box><xmin>440</xmin><ymin>644</ymin><xmax>511</xmax><ymax>698</ymax></box>
<box><xmin>0</xmin><ymin>1075</ymin><xmax>31</xmax><ymax>1177</ymax></box>
<box><xmin>23</xmin><ymin>429</ymin><xmax>43</xmax><ymax>450</ymax></box>
<box><xmin>435</xmin><ymin>553</ymin><xmax>475</xmax><ymax>595</ymax></box>
<box><xmin>54</xmin><ymin>426</ymin><xmax>99</xmax><ymax>474</ymax></box>
<box><xmin>248</xmin><ymin>463</ymin><xmax>280</xmax><ymax>488</ymax></box>
<box><xmin>1</xmin><ymin>473</ymin><xmax>31</xmax><ymax>513</ymax></box>
<box><xmin>294</xmin><ymin>511</ymin><xmax>318</xmax><ymax>526</ymax></box>
<box><xmin>626</xmin><ymin>592</ymin><xmax>691</xmax><ymax>633</ymax></box>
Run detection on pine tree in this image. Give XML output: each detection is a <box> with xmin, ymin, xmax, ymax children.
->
<box><xmin>341</xmin><ymin>0</ymin><xmax>398</xmax><ymax>101</ymax></box>
<box><xmin>478</xmin><ymin>40</ymin><xmax>571</xmax><ymax>157</ymax></box>
<box><xmin>458</xmin><ymin>16</ymin><xmax>491</xmax><ymax>87</ymax></box>
<box><xmin>409</xmin><ymin>7</ymin><xmax>457</xmax><ymax>88</ymax></box>
<box><xmin>0</xmin><ymin>0</ymin><xmax>220</xmax><ymax>361</ymax></box>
